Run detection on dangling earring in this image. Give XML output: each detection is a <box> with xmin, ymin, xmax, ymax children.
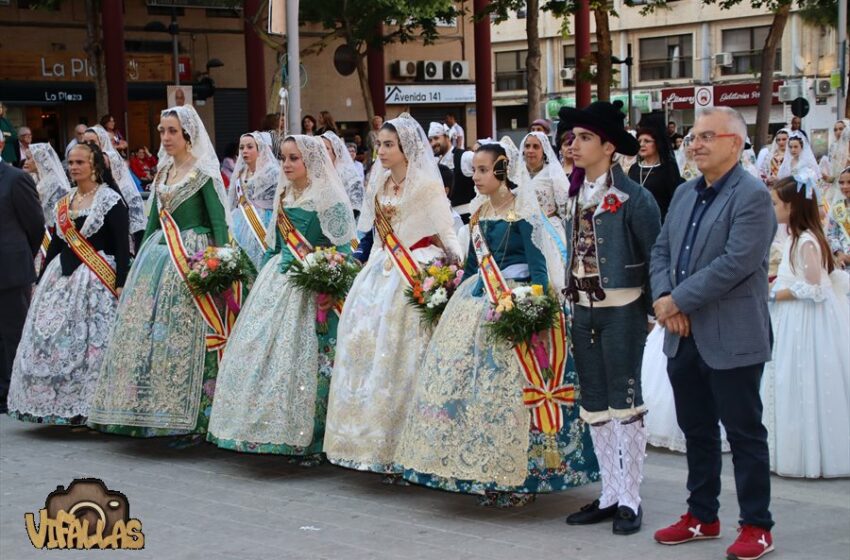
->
<box><xmin>186</xmin><ymin>140</ymin><xmax>193</xmax><ymax>154</ymax></box>
<box><xmin>91</xmin><ymin>171</ymin><xmax>97</xmax><ymax>182</ymax></box>
<box><xmin>499</xmin><ymin>181</ymin><xmax>510</xmax><ymax>195</ymax></box>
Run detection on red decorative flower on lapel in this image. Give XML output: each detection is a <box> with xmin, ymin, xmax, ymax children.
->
<box><xmin>602</xmin><ymin>193</ymin><xmax>622</xmax><ymax>213</ymax></box>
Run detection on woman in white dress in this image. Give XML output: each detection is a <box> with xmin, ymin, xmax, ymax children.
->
<box><xmin>764</xmin><ymin>174</ymin><xmax>850</xmax><ymax>478</ymax></box>
<box><xmin>819</xmin><ymin>119</ymin><xmax>850</xmax><ymax>205</ymax></box>
<box><xmin>323</xmin><ymin>114</ymin><xmax>462</xmax><ymax>476</ymax></box>
<box><xmin>227</xmin><ymin>132</ymin><xmax>279</xmax><ymax>269</ymax></box>
<box><xmin>207</xmin><ymin>135</ymin><xmax>355</xmax><ymax>458</ymax></box>
<box><xmin>321</xmin><ymin>130</ymin><xmax>364</xmax><ymax>216</ymax></box>
<box><xmin>777</xmin><ymin>132</ymin><xmax>818</xmax><ymax>181</ymax></box>
<box><xmin>519</xmin><ymin>131</ymin><xmax>570</xmax><ymax>293</ymax></box>
<box><xmin>83</xmin><ymin>125</ymin><xmax>146</xmax><ymax>250</ymax></box>
<box><xmin>7</xmin><ymin>142</ymin><xmax>130</xmax><ymax>424</ymax></box>
<box><xmin>759</xmin><ymin>128</ymin><xmax>789</xmax><ymax>187</ymax></box>
<box><xmin>27</xmin><ymin>143</ymin><xmax>71</xmax><ymax>272</ymax></box>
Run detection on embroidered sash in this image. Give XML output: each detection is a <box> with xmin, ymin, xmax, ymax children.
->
<box><xmin>56</xmin><ymin>195</ymin><xmax>118</xmax><ymax>297</ymax></box>
<box><xmin>235</xmin><ymin>180</ymin><xmax>269</xmax><ymax>251</ymax></box>
<box><xmin>469</xmin><ymin>210</ymin><xmax>574</xmax><ymax>455</ymax></box>
<box><xmin>276</xmin><ymin>206</ymin><xmax>345</xmax><ymax>317</ymax></box>
<box><xmin>373</xmin><ymin>197</ymin><xmax>421</xmax><ymax>288</ymax></box>
<box><xmin>40</xmin><ymin>227</ymin><xmax>51</xmax><ymax>259</ymax></box>
<box><xmin>159</xmin><ymin>209</ymin><xmax>240</xmax><ymax>360</ymax></box>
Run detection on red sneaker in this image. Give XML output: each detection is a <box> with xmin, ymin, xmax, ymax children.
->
<box><xmin>726</xmin><ymin>525</ymin><xmax>774</xmax><ymax>560</ymax></box>
<box><xmin>654</xmin><ymin>512</ymin><xmax>721</xmax><ymax>545</ymax></box>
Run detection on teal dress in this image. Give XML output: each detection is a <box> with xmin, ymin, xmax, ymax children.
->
<box><xmin>88</xmin><ymin>172</ymin><xmax>235</xmax><ymax>437</ymax></box>
<box><xmin>207</xmin><ymin>206</ymin><xmax>352</xmax><ymax>455</ymax></box>
<box><xmin>396</xmin><ymin>217</ymin><xmax>599</xmax><ymax>499</ymax></box>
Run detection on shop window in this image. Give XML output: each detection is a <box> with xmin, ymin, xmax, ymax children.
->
<box><xmin>639</xmin><ymin>34</ymin><xmax>693</xmax><ymax>81</ymax></box>
<box><xmin>495</xmin><ymin>50</ymin><xmax>527</xmax><ymax>92</ymax></box>
<box><xmin>721</xmin><ymin>27</ymin><xmax>781</xmax><ymax>75</ymax></box>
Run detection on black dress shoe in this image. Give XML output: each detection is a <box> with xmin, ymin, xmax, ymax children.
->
<box><xmin>612</xmin><ymin>505</ymin><xmax>642</xmax><ymax>535</ymax></box>
<box><xmin>565</xmin><ymin>499</ymin><xmax>619</xmax><ymax>525</ymax></box>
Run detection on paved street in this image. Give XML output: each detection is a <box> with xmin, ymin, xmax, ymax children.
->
<box><xmin>1</xmin><ymin>415</ymin><xmax>848</xmax><ymax>560</ymax></box>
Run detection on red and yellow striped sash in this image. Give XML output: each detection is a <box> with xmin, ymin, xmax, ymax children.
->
<box><xmin>469</xmin><ymin>210</ymin><xmax>574</xmax><ymax>445</ymax></box>
<box><xmin>235</xmin><ymin>181</ymin><xmax>268</xmax><ymax>251</ymax></box>
<box><xmin>159</xmin><ymin>209</ymin><xmax>239</xmax><ymax>359</ymax></box>
<box><xmin>56</xmin><ymin>196</ymin><xmax>118</xmax><ymax>297</ymax></box>
<box><xmin>40</xmin><ymin>227</ymin><xmax>51</xmax><ymax>259</ymax></box>
<box><xmin>276</xmin><ymin>207</ymin><xmax>344</xmax><ymax>316</ymax></box>
<box><xmin>374</xmin><ymin>198</ymin><xmax>420</xmax><ymax>288</ymax></box>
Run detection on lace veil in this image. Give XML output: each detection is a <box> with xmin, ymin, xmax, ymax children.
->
<box><xmin>321</xmin><ymin>131</ymin><xmax>365</xmax><ymax>212</ymax></box>
<box><xmin>87</xmin><ymin>125</ymin><xmax>146</xmax><ymax>233</ymax></box>
<box><xmin>826</xmin><ymin>119</ymin><xmax>850</xmax><ymax>179</ymax></box>
<box><xmin>155</xmin><ymin>105</ymin><xmax>233</xmax><ymax>230</ymax></box>
<box><xmin>357</xmin><ymin>113</ymin><xmax>458</xmax><ymax>254</ymax></box>
<box><xmin>519</xmin><ymin>131</ymin><xmax>571</xmax><ymax>212</ymax></box>
<box><xmin>779</xmin><ymin>130</ymin><xmax>819</xmax><ymax>179</ymax></box>
<box><xmin>265</xmin><ymin>134</ymin><xmax>355</xmax><ymax>247</ymax></box>
<box><xmin>227</xmin><ymin>131</ymin><xmax>280</xmax><ymax>210</ymax></box>
<box><xmin>30</xmin><ymin>142</ymin><xmax>71</xmax><ymax>226</ymax></box>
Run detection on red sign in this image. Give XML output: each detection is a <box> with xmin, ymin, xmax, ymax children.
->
<box><xmin>661</xmin><ymin>82</ymin><xmax>782</xmax><ymax>109</ymax></box>
<box><xmin>178</xmin><ymin>56</ymin><xmax>192</xmax><ymax>82</ymax></box>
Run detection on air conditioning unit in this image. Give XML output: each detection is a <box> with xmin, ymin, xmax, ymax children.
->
<box><xmin>393</xmin><ymin>60</ymin><xmax>417</xmax><ymax>78</ymax></box>
<box><xmin>445</xmin><ymin>60</ymin><xmax>470</xmax><ymax>80</ymax></box>
<box><xmin>715</xmin><ymin>52</ymin><xmax>733</xmax><ymax>67</ymax></box>
<box><xmin>560</xmin><ymin>67</ymin><xmax>576</xmax><ymax>81</ymax></box>
<box><xmin>419</xmin><ymin>60</ymin><xmax>444</xmax><ymax>81</ymax></box>
<box><xmin>778</xmin><ymin>83</ymin><xmax>802</xmax><ymax>102</ymax></box>
<box><xmin>815</xmin><ymin>78</ymin><xmax>835</xmax><ymax>96</ymax></box>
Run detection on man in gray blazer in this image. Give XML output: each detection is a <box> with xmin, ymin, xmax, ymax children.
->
<box><xmin>649</xmin><ymin>107</ymin><xmax>777</xmax><ymax>560</ymax></box>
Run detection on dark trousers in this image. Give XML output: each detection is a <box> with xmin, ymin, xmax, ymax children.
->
<box><xmin>667</xmin><ymin>335</ymin><xmax>773</xmax><ymax>530</ymax></box>
<box><xmin>0</xmin><ymin>286</ymin><xmax>31</xmax><ymax>409</ymax></box>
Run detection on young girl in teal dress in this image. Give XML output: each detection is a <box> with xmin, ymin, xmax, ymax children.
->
<box><xmin>396</xmin><ymin>141</ymin><xmax>599</xmax><ymax>507</ymax></box>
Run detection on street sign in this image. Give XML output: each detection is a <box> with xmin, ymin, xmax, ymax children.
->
<box><xmin>384</xmin><ymin>84</ymin><xmax>476</xmax><ymax>105</ymax></box>
<box><xmin>695</xmin><ymin>86</ymin><xmax>714</xmax><ymax>108</ymax></box>
<box><xmin>790</xmin><ymin>97</ymin><xmax>810</xmax><ymax>118</ymax></box>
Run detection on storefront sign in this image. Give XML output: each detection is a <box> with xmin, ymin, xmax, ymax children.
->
<box><xmin>662</xmin><ymin>82</ymin><xmax>782</xmax><ymax>109</ymax></box>
<box><xmin>0</xmin><ymin>52</ymin><xmax>191</xmax><ymax>83</ymax></box>
<box><xmin>0</xmin><ymin>81</ymin><xmax>95</xmax><ymax>103</ymax></box>
<box><xmin>545</xmin><ymin>92</ymin><xmax>652</xmax><ymax>120</ymax></box>
<box><xmin>385</xmin><ymin>84</ymin><xmax>476</xmax><ymax>105</ymax></box>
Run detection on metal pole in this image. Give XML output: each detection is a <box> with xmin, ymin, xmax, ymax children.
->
<box><xmin>171</xmin><ymin>11</ymin><xmax>180</xmax><ymax>85</ymax></box>
<box><xmin>835</xmin><ymin>0</ymin><xmax>847</xmax><ymax>119</ymax></box>
<box><xmin>473</xmin><ymin>0</ymin><xmax>493</xmax><ymax>138</ymax></box>
<box><xmin>626</xmin><ymin>43</ymin><xmax>637</xmax><ymax>128</ymax></box>
<box><xmin>286</xmin><ymin>0</ymin><xmax>301</xmax><ymax>134</ymax></box>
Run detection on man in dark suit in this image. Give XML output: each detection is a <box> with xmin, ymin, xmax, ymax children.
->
<box><xmin>650</xmin><ymin>106</ymin><xmax>777</xmax><ymax>560</ymax></box>
<box><xmin>0</xmin><ymin>159</ymin><xmax>45</xmax><ymax>413</ymax></box>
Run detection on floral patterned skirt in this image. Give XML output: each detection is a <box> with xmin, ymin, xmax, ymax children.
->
<box><xmin>207</xmin><ymin>253</ymin><xmax>337</xmax><ymax>455</ymax></box>
<box><xmin>396</xmin><ymin>275</ymin><xmax>599</xmax><ymax>494</ymax></box>
<box><xmin>87</xmin><ymin>230</ymin><xmax>221</xmax><ymax>437</ymax></box>
<box><xmin>7</xmin><ymin>255</ymin><xmax>118</xmax><ymax>425</ymax></box>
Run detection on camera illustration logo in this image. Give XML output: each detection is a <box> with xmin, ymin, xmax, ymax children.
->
<box><xmin>25</xmin><ymin>478</ymin><xmax>144</xmax><ymax>550</ymax></box>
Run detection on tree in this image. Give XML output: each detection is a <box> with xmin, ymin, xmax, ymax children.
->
<box><xmin>299</xmin><ymin>0</ymin><xmax>459</xmax><ymax>118</ymax></box>
<box><xmin>29</xmin><ymin>0</ymin><xmax>109</xmax><ymax>119</ymax></box>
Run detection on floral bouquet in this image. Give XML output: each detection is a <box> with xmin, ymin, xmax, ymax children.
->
<box><xmin>186</xmin><ymin>245</ymin><xmax>255</xmax><ymax>313</ymax></box>
<box><xmin>289</xmin><ymin>246</ymin><xmax>361</xmax><ymax>332</ymax></box>
<box><xmin>405</xmin><ymin>259</ymin><xmax>465</xmax><ymax>329</ymax></box>
<box><xmin>485</xmin><ymin>284</ymin><xmax>561</xmax><ymax>380</ymax></box>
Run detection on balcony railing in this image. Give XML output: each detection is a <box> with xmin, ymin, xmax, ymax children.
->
<box><xmin>495</xmin><ymin>71</ymin><xmax>528</xmax><ymax>92</ymax></box>
<box><xmin>639</xmin><ymin>57</ymin><xmax>693</xmax><ymax>81</ymax></box>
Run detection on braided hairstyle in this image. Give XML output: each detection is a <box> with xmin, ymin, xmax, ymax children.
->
<box><xmin>71</xmin><ymin>141</ymin><xmax>125</xmax><ymax>201</ymax></box>
<box><xmin>475</xmin><ymin>142</ymin><xmax>517</xmax><ymax>190</ymax></box>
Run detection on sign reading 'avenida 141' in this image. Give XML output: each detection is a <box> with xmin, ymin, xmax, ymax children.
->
<box><xmin>385</xmin><ymin>84</ymin><xmax>477</xmax><ymax>105</ymax></box>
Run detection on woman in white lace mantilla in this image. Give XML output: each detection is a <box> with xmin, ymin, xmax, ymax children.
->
<box><xmin>396</xmin><ymin>140</ymin><xmax>599</xmax><ymax>506</ymax></box>
<box><xmin>323</xmin><ymin>114</ymin><xmax>462</xmax><ymax>475</ymax></box>
<box><xmin>26</xmin><ymin>143</ymin><xmax>71</xmax><ymax>273</ymax></box>
<box><xmin>819</xmin><ymin>119</ymin><xmax>850</xmax><ymax>205</ymax></box>
<box><xmin>227</xmin><ymin>132</ymin><xmax>280</xmax><ymax>269</ymax></box>
<box><xmin>89</xmin><ymin>105</ymin><xmax>238</xmax><ymax>439</ymax></box>
<box><xmin>321</xmin><ymin>130</ymin><xmax>365</xmax><ymax>215</ymax></box>
<box><xmin>762</xmin><ymin>175</ymin><xmax>850</xmax><ymax>478</ymax></box>
<box><xmin>519</xmin><ymin>131</ymin><xmax>570</xmax><ymax>293</ymax></box>
<box><xmin>208</xmin><ymin>135</ymin><xmax>355</xmax><ymax>458</ymax></box>
<box><xmin>8</xmin><ymin>142</ymin><xmax>130</xmax><ymax>425</ymax></box>
<box><xmin>82</xmin><ymin>125</ymin><xmax>146</xmax><ymax>250</ymax></box>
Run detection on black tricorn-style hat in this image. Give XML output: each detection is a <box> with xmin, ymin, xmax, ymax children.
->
<box><xmin>557</xmin><ymin>101</ymin><xmax>640</xmax><ymax>156</ymax></box>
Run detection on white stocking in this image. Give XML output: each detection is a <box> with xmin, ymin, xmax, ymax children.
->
<box><xmin>614</xmin><ymin>418</ymin><xmax>647</xmax><ymax>513</ymax></box>
<box><xmin>589</xmin><ymin>421</ymin><xmax>620</xmax><ymax>509</ymax></box>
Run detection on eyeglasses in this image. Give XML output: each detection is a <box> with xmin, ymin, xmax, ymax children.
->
<box><xmin>638</xmin><ymin>138</ymin><xmax>655</xmax><ymax>145</ymax></box>
<box><xmin>683</xmin><ymin>132</ymin><xmax>738</xmax><ymax>146</ymax></box>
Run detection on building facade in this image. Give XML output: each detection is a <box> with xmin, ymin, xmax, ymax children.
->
<box><xmin>491</xmin><ymin>0</ymin><xmax>844</xmax><ymax>153</ymax></box>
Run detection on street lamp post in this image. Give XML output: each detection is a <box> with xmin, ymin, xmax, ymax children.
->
<box><xmin>612</xmin><ymin>44</ymin><xmax>635</xmax><ymax>126</ymax></box>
